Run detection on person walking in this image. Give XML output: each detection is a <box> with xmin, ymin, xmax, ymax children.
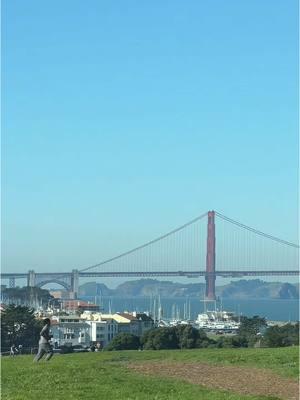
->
<box><xmin>95</xmin><ymin>342</ymin><xmax>101</xmax><ymax>352</ymax></box>
<box><xmin>34</xmin><ymin>318</ymin><xmax>53</xmax><ymax>362</ymax></box>
<box><xmin>10</xmin><ymin>344</ymin><xmax>18</xmax><ymax>357</ymax></box>
<box><xmin>18</xmin><ymin>344</ymin><xmax>23</xmax><ymax>355</ymax></box>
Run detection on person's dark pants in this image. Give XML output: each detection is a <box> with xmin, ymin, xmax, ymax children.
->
<box><xmin>34</xmin><ymin>343</ymin><xmax>53</xmax><ymax>362</ymax></box>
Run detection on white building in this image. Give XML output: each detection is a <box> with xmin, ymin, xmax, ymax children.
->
<box><xmin>85</xmin><ymin>318</ymin><xmax>118</xmax><ymax>347</ymax></box>
<box><xmin>50</xmin><ymin>311</ymin><xmax>154</xmax><ymax>348</ymax></box>
<box><xmin>51</xmin><ymin>315</ymin><xmax>90</xmax><ymax>347</ymax></box>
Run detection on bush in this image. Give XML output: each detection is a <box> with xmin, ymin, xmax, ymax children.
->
<box><xmin>105</xmin><ymin>333</ymin><xmax>140</xmax><ymax>351</ymax></box>
<box><xmin>142</xmin><ymin>327</ymin><xmax>178</xmax><ymax>350</ymax></box>
<box><xmin>141</xmin><ymin>325</ymin><xmax>214</xmax><ymax>350</ymax></box>
<box><xmin>59</xmin><ymin>345</ymin><xmax>74</xmax><ymax>354</ymax></box>
<box><xmin>262</xmin><ymin>323</ymin><xmax>299</xmax><ymax>347</ymax></box>
<box><xmin>238</xmin><ymin>316</ymin><xmax>267</xmax><ymax>338</ymax></box>
<box><xmin>216</xmin><ymin>335</ymin><xmax>248</xmax><ymax>348</ymax></box>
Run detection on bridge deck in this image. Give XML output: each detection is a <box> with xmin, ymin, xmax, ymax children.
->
<box><xmin>1</xmin><ymin>270</ymin><xmax>299</xmax><ymax>279</ymax></box>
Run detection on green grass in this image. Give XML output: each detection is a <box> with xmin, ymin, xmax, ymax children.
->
<box><xmin>1</xmin><ymin>347</ymin><xmax>299</xmax><ymax>400</ymax></box>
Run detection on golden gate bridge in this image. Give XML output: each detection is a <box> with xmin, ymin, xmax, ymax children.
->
<box><xmin>1</xmin><ymin>211</ymin><xmax>299</xmax><ymax>299</ymax></box>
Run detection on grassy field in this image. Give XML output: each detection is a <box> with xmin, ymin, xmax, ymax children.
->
<box><xmin>1</xmin><ymin>347</ymin><xmax>299</xmax><ymax>400</ymax></box>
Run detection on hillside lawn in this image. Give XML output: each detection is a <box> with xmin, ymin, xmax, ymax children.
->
<box><xmin>1</xmin><ymin>346</ymin><xmax>299</xmax><ymax>400</ymax></box>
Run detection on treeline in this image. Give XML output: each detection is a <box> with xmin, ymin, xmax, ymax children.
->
<box><xmin>106</xmin><ymin>316</ymin><xmax>299</xmax><ymax>351</ymax></box>
<box><xmin>1</xmin><ymin>305</ymin><xmax>43</xmax><ymax>351</ymax></box>
<box><xmin>1</xmin><ymin>287</ymin><xmax>53</xmax><ymax>307</ymax></box>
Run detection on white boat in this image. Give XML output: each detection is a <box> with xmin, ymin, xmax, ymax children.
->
<box><xmin>195</xmin><ymin>304</ymin><xmax>240</xmax><ymax>332</ymax></box>
<box><xmin>168</xmin><ymin>319</ymin><xmax>191</xmax><ymax>326</ymax></box>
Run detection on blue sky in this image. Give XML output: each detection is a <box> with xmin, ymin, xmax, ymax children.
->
<box><xmin>2</xmin><ymin>0</ymin><xmax>298</xmax><ymax>281</ymax></box>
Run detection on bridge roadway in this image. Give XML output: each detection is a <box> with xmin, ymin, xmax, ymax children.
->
<box><xmin>1</xmin><ymin>270</ymin><xmax>299</xmax><ymax>279</ymax></box>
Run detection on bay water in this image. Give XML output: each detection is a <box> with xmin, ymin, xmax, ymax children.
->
<box><xmin>81</xmin><ymin>296</ymin><xmax>299</xmax><ymax>322</ymax></box>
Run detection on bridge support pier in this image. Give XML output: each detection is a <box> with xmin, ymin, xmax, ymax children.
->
<box><xmin>9</xmin><ymin>277</ymin><xmax>16</xmax><ymax>288</ymax></box>
<box><xmin>71</xmin><ymin>269</ymin><xmax>79</xmax><ymax>299</ymax></box>
<box><xmin>205</xmin><ymin>211</ymin><xmax>216</xmax><ymax>300</ymax></box>
<box><xmin>27</xmin><ymin>270</ymin><xmax>36</xmax><ymax>287</ymax></box>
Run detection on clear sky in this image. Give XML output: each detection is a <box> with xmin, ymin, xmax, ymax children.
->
<box><xmin>2</xmin><ymin>1</ymin><xmax>299</xmax><ymax>284</ymax></box>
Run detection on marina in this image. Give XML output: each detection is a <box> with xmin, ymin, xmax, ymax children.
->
<box><xmin>85</xmin><ymin>296</ymin><xmax>299</xmax><ymax>323</ymax></box>
<box><xmin>152</xmin><ymin>297</ymin><xmax>241</xmax><ymax>333</ymax></box>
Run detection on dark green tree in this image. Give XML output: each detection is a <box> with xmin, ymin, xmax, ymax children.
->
<box><xmin>142</xmin><ymin>327</ymin><xmax>178</xmax><ymax>350</ymax></box>
<box><xmin>105</xmin><ymin>333</ymin><xmax>140</xmax><ymax>351</ymax></box>
<box><xmin>175</xmin><ymin>325</ymin><xmax>196</xmax><ymax>348</ymax></box>
<box><xmin>238</xmin><ymin>316</ymin><xmax>267</xmax><ymax>339</ymax></box>
<box><xmin>195</xmin><ymin>328</ymin><xmax>215</xmax><ymax>348</ymax></box>
<box><xmin>262</xmin><ymin>326</ymin><xmax>285</xmax><ymax>347</ymax></box>
<box><xmin>175</xmin><ymin>325</ymin><xmax>213</xmax><ymax>349</ymax></box>
<box><xmin>141</xmin><ymin>326</ymin><xmax>214</xmax><ymax>350</ymax></box>
<box><xmin>263</xmin><ymin>323</ymin><xmax>299</xmax><ymax>347</ymax></box>
<box><xmin>1</xmin><ymin>304</ymin><xmax>43</xmax><ymax>350</ymax></box>
<box><xmin>216</xmin><ymin>335</ymin><xmax>248</xmax><ymax>348</ymax></box>
<box><xmin>2</xmin><ymin>287</ymin><xmax>53</xmax><ymax>307</ymax></box>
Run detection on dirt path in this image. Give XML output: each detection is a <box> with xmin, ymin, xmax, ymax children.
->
<box><xmin>128</xmin><ymin>361</ymin><xmax>299</xmax><ymax>400</ymax></box>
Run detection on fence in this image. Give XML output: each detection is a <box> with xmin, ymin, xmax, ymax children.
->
<box><xmin>1</xmin><ymin>347</ymin><xmax>38</xmax><ymax>356</ymax></box>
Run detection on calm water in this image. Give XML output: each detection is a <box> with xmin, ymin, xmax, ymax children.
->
<box><xmin>81</xmin><ymin>296</ymin><xmax>299</xmax><ymax>322</ymax></box>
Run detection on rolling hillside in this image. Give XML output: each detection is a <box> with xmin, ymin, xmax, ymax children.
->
<box><xmin>2</xmin><ymin>347</ymin><xmax>298</xmax><ymax>400</ymax></box>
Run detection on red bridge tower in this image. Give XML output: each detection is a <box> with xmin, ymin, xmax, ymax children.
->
<box><xmin>205</xmin><ymin>210</ymin><xmax>216</xmax><ymax>300</ymax></box>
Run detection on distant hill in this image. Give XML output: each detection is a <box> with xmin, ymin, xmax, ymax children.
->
<box><xmin>79</xmin><ymin>279</ymin><xmax>299</xmax><ymax>299</ymax></box>
<box><xmin>78</xmin><ymin>282</ymin><xmax>113</xmax><ymax>297</ymax></box>
<box><xmin>115</xmin><ymin>279</ymin><xmax>206</xmax><ymax>297</ymax></box>
<box><xmin>217</xmin><ymin>279</ymin><xmax>299</xmax><ymax>299</ymax></box>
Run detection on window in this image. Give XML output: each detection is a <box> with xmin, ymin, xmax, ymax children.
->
<box><xmin>97</xmin><ymin>326</ymin><xmax>105</xmax><ymax>331</ymax></box>
<box><xmin>63</xmin><ymin>333</ymin><xmax>75</xmax><ymax>339</ymax></box>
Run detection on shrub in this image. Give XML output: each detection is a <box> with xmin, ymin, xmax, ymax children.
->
<box><xmin>141</xmin><ymin>325</ymin><xmax>213</xmax><ymax>350</ymax></box>
<box><xmin>59</xmin><ymin>345</ymin><xmax>74</xmax><ymax>354</ymax></box>
<box><xmin>262</xmin><ymin>323</ymin><xmax>299</xmax><ymax>347</ymax></box>
<box><xmin>105</xmin><ymin>333</ymin><xmax>140</xmax><ymax>351</ymax></box>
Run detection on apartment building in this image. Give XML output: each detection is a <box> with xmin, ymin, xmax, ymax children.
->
<box><xmin>85</xmin><ymin>318</ymin><xmax>118</xmax><ymax>347</ymax></box>
<box><xmin>51</xmin><ymin>315</ymin><xmax>90</xmax><ymax>346</ymax></box>
<box><xmin>50</xmin><ymin>311</ymin><xmax>154</xmax><ymax>347</ymax></box>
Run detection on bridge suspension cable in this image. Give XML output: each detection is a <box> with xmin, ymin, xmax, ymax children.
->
<box><xmin>215</xmin><ymin>212</ymin><xmax>299</xmax><ymax>248</ymax></box>
<box><xmin>79</xmin><ymin>210</ymin><xmax>298</xmax><ymax>274</ymax></box>
<box><xmin>79</xmin><ymin>211</ymin><xmax>208</xmax><ymax>272</ymax></box>
<box><xmin>215</xmin><ymin>211</ymin><xmax>299</xmax><ymax>272</ymax></box>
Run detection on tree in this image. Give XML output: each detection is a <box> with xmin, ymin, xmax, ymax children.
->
<box><xmin>141</xmin><ymin>326</ymin><xmax>214</xmax><ymax>350</ymax></box>
<box><xmin>263</xmin><ymin>323</ymin><xmax>299</xmax><ymax>347</ymax></box>
<box><xmin>194</xmin><ymin>328</ymin><xmax>215</xmax><ymax>348</ymax></box>
<box><xmin>238</xmin><ymin>316</ymin><xmax>266</xmax><ymax>336</ymax></box>
<box><xmin>2</xmin><ymin>287</ymin><xmax>53</xmax><ymax>307</ymax></box>
<box><xmin>105</xmin><ymin>333</ymin><xmax>140</xmax><ymax>351</ymax></box>
<box><xmin>1</xmin><ymin>305</ymin><xmax>42</xmax><ymax>350</ymax></box>
<box><xmin>234</xmin><ymin>316</ymin><xmax>267</xmax><ymax>347</ymax></box>
<box><xmin>216</xmin><ymin>335</ymin><xmax>248</xmax><ymax>348</ymax></box>
<box><xmin>175</xmin><ymin>325</ymin><xmax>212</xmax><ymax>349</ymax></box>
<box><xmin>141</xmin><ymin>327</ymin><xmax>178</xmax><ymax>350</ymax></box>
<box><xmin>175</xmin><ymin>325</ymin><xmax>196</xmax><ymax>349</ymax></box>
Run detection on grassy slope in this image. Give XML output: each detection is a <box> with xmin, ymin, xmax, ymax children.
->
<box><xmin>1</xmin><ymin>347</ymin><xmax>299</xmax><ymax>400</ymax></box>
<box><xmin>115</xmin><ymin>346</ymin><xmax>299</xmax><ymax>378</ymax></box>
